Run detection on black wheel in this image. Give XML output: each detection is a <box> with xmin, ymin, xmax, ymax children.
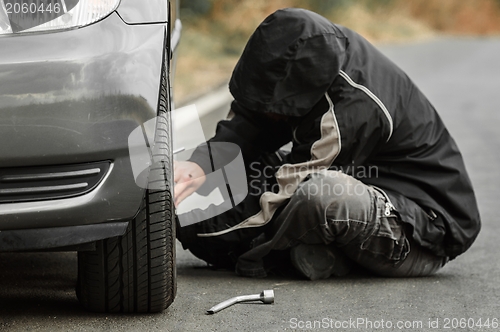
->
<box><xmin>76</xmin><ymin>38</ymin><xmax>176</xmax><ymax>313</ymax></box>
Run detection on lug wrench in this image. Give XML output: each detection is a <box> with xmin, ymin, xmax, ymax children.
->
<box><xmin>206</xmin><ymin>289</ymin><xmax>275</xmax><ymax>314</ymax></box>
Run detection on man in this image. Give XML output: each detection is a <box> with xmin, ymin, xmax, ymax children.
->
<box><xmin>174</xmin><ymin>8</ymin><xmax>481</xmax><ymax>280</ymax></box>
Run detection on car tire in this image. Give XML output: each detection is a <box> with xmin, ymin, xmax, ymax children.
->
<box><xmin>76</xmin><ymin>48</ymin><xmax>176</xmax><ymax>313</ymax></box>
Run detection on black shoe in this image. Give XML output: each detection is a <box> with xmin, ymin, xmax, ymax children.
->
<box><xmin>290</xmin><ymin>244</ymin><xmax>352</xmax><ymax>280</ymax></box>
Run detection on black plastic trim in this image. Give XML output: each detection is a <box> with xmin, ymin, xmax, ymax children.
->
<box><xmin>0</xmin><ymin>222</ymin><xmax>129</xmax><ymax>252</ymax></box>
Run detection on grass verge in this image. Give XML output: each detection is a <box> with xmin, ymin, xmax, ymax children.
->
<box><xmin>174</xmin><ymin>0</ymin><xmax>500</xmax><ymax>103</ymax></box>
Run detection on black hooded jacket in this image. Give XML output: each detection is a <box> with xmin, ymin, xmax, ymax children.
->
<box><xmin>183</xmin><ymin>8</ymin><xmax>481</xmax><ymax>270</ymax></box>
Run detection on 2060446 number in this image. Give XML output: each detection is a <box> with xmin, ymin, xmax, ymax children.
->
<box><xmin>443</xmin><ymin>318</ymin><xmax>499</xmax><ymax>329</ymax></box>
<box><xmin>5</xmin><ymin>2</ymin><xmax>61</xmax><ymax>14</ymax></box>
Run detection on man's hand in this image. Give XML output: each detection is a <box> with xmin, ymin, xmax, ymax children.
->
<box><xmin>174</xmin><ymin>160</ymin><xmax>206</xmax><ymax>207</ymax></box>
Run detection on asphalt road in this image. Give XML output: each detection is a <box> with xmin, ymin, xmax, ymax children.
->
<box><xmin>1</xmin><ymin>37</ymin><xmax>500</xmax><ymax>331</ymax></box>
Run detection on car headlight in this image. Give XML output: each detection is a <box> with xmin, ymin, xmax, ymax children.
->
<box><xmin>0</xmin><ymin>0</ymin><xmax>121</xmax><ymax>35</ymax></box>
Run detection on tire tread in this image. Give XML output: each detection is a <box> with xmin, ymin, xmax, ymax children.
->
<box><xmin>76</xmin><ymin>38</ymin><xmax>176</xmax><ymax>313</ymax></box>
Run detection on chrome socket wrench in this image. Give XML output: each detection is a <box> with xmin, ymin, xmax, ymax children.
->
<box><xmin>206</xmin><ymin>289</ymin><xmax>274</xmax><ymax>314</ymax></box>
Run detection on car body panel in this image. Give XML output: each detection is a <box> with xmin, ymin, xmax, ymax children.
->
<box><xmin>117</xmin><ymin>0</ymin><xmax>168</xmax><ymax>24</ymax></box>
<box><xmin>0</xmin><ymin>158</ymin><xmax>141</xmax><ymax>231</ymax></box>
<box><xmin>0</xmin><ymin>13</ymin><xmax>164</xmax><ymax>167</ymax></box>
<box><xmin>0</xmin><ymin>13</ymin><xmax>169</xmax><ymax>231</ymax></box>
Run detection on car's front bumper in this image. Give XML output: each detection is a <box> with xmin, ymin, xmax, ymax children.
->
<box><xmin>0</xmin><ymin>221</ymin><xmax>129</xmax><ymax>252</ymax></box>
<box><xmin>0</xmin><ymin>13</ymin><xmax>168</xmax><ymax>231</ymax></box>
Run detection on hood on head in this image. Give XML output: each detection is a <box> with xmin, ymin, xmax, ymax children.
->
<box><xmin>229</xmin><ymin>8</ymin><xmax>342</xmax><ymax>117</ymax></box>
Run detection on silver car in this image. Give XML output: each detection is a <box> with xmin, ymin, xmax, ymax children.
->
<box><xmin>0</xmin><ymin>0</ymin><xmax>181</xmax><ymax>313</ymax></box>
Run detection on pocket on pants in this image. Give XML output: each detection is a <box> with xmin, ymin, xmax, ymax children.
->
<box><xmin>360</xmin><ymin>215</ymin><xmax>409</xmax><ymax>261</ymax></box>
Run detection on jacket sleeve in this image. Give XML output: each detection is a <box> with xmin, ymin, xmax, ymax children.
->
<box><xmin>188</xmin><ymin>100</ymin><xmax>293</xmax><ymax>178</ymax></box>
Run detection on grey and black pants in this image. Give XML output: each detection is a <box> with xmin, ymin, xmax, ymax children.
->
<box><xmin>266</xmin><ymin>171</ymin><xmax>448</xmax><ymax>277</ymax></box>
<box><xmin>177</xmin><ymin>171</ymin><xmax>448</xmax><ymax>277</ymax></box>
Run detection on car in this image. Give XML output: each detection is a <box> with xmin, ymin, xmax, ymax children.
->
<box><xmin>0</xmin><ymin>0</ymin><xmax>181</xmax><ymax>313</ymax></box>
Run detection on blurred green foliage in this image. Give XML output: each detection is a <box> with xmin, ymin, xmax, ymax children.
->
<box><xmin>298</xmin><ymin>0</ymin><xmax>395</xmax><ymax>12</ymax></box>
<box><xmin>179</xmin><ymin>0</ymin><xmax>400</xmax><ymax>18</ymax></box>
<box><xmin>295</xmin><ymin>0</ymin><xmax>349</xmax><ymax>12</ymax></box>
<box><xmin>175</xmin><ymin>0</ymin><xmax>500</xmax><ymax>102</ymax></box>
<box><xmin>179</xmin><ymin>0</ymin><xmax>212</xmax><ymax>20</ymax></box>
